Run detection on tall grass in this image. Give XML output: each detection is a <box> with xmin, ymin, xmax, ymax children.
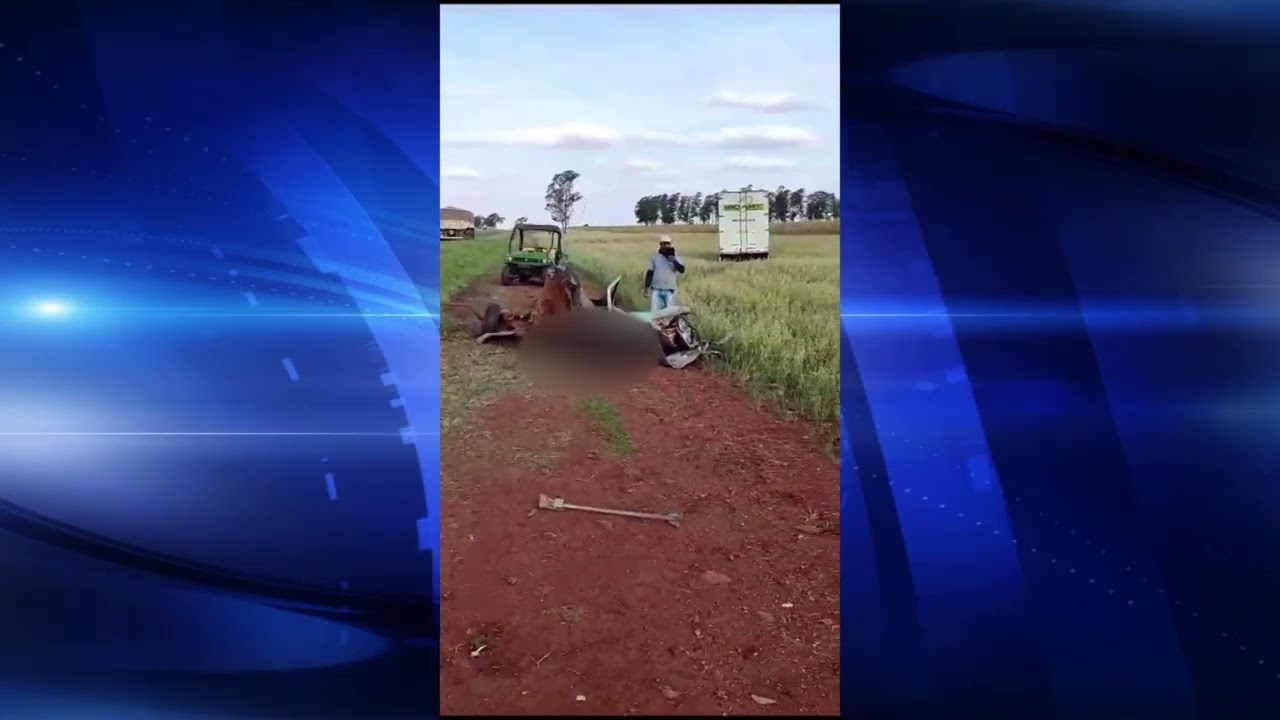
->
<box><xmin>565</xmin><ymin>225</ymin><xmax>839</xmax><ymax>423</ymax></box>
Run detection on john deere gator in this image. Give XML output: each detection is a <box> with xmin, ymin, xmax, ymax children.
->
<box><xmin>500</xmin><ymin>223</ymin><xmax>565</xmax><ymax>285</ymax></box>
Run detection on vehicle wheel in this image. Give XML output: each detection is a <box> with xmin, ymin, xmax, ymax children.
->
<box><xmin>480</xmin><ymin>302</ymin><xmax>504</xmax><ymax>334</ymax></box>
<box><xmin>500</xmin><ymin>266</ymin><xmax>515</xmax><ymax>285</ymax></box>
<box><xmin>672</xmin><ymin>315</ymin><xmax>699</xmax><ymax>351</ymax></box>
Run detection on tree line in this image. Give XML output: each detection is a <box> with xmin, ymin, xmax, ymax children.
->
<box><xmin>633</xmin><ymin>186</ymin><xmax>840</xmax><ymax>226</ymax></box>
<box><xmin>470</xmin><ymin>212</ymin><xmax>506</xmax><ymax>229</ymax></box>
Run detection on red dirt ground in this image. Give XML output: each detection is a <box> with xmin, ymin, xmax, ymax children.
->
<box><xmin>440</xmin><ymin>280</ymin><xmax>840</xmax><ymax>716</ymax></box>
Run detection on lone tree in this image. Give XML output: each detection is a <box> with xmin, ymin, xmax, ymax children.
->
<box><xmin>544</xmin><ymin>170</ymin><xmax>583</xmax><ymax>231</ymax></box>
<box><xmin>515</xmin><ymin>215</ymin><xmax>529</xmax><ymax>225</ymax></box>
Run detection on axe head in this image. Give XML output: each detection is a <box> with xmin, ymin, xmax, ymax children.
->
<box><xmin>537</xmin><ymin>494</ymin><xmax>564</xmax><ymax>510</ymax></box>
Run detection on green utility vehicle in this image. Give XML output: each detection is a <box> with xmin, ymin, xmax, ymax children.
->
<box><xmin>501</xmin><ymin>223</ymin><xmax>565</xmax><ymax>285</ymax></box>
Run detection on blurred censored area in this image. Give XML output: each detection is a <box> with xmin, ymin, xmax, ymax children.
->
<box><xmin>463</xmin><ymin>265</ymin><xmax>709</xmax><ymax>395</ymax></box>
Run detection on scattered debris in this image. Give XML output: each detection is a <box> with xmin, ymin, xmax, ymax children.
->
<box><xmin>474</xmin><ymin>271</ymin><xmax>725</xmax><ymax>372</ymax></box>
<box><xmin>794</xmin><ymin>524</ymin><xmax>823</xmax><ymax>535</ymax></box>
<box><xmin>476</xmin><ymin>264</ymin><xmax>580</xmax><ymax>344</ymax></box>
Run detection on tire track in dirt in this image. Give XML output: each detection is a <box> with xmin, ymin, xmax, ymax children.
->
<box><xmin>440</xmin><ymin>275</ymin><xmax>840</xmax><ymax>716</ymax></box>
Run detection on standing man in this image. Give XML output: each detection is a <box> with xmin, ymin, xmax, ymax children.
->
<box><xmin>643</xmin><ymin>235</ymin><xmax>685</xmax><ymax>313</ymax></box>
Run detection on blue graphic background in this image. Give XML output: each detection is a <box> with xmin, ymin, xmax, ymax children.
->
<box><xmin>840</xmin><ymin>2</ymin><xmax>1280</xmax><ymax>719</ymax></box>
<box><xmin>0</xmin><ymin>2</ymin><xmax>439</xmax><ymax>717</ymax></box>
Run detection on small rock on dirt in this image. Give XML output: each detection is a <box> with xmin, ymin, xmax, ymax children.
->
<box><xmin>757</xmin><ymin>610</ymin><xmax>775</xmax><ymax>623</ymax></box>
<box><xmin>503</xmin><ymin>577</ymin><xmax>518</xmax><ymax>585</ymax></box>
<box><xmin>660</xmin><ymin>686</ymin><xmax>682</xmax><ymax>700</ymax></box>
<box><xmin>794</xmin><ymin>524</ymin><xmax>823</xmax><ymax>535</ymax></box>
<box><xmin>700</xmin><ymin>570</ymin><xmax>732</xmax><ymax>585</ymax></box>
<box><xmin>751</xmin><ymin>694</ymin><xmax>778</xmax><ymax>705</ymax></box>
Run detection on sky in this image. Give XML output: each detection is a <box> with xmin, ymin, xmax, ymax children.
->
<box><xmin>440</xmin><ymin>5</ymin><xmax>840</xmax><ymax>226</ymax></box>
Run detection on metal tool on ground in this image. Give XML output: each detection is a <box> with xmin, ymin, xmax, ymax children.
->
<box><xmin>537</xmin><ymin>493</ymin><xmax>682</xmax><ymax>528</ymax></box>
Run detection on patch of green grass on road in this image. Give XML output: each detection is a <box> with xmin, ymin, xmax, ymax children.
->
<box><xmin>576</xmin><ymin>396</ymin><xmax>634</xmax><ymax>456</ymax></box>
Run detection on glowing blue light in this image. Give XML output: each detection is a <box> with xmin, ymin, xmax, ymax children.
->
<box><xmin>30</xmin><ymin>300</ymin><xmax>71</xmax><ymax>317</ymax></box>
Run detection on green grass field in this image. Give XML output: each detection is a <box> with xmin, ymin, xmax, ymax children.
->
<box><xmin>439</xmin><ymin>222</ymin><xmax>839</xmax><ymax>424</ymax></box>
<box><xmin>439</xmin><ymin>229</ymin><xmax>507</xmax><ymax>300</ymax></box>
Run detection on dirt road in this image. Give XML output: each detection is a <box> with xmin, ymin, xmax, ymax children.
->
<box><xmin>439</xmin><ymin>277</ymin><xmax>840</xmax><ymax>716</ymax></box>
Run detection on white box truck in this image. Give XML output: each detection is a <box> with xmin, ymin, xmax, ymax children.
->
<box><xmin>717</xmin><ymin>188</ymin><xmax>770</xmax><ymax>261</ymax></box>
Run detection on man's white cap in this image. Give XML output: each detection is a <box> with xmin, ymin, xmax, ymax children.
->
<box><xmin>657</xmin><ymin>235</ymin><xmax>672</xmax><ymax>244</ymax></box>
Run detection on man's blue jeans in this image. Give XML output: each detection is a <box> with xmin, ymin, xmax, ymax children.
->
<box><xmin>650</xmin><ymin>288</ymin><xmax>676</xmax><ymax>314</ymax></box>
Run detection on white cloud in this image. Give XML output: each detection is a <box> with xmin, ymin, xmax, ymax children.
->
<box><xmin>629</xmin><ymin>130</ymin><xmax>690</xmax><ymax>145</ymax></box>
<box><xmin>694</xmin><ymin>125</ymin><xmax>818</xmax><ymax>148</ymax></box>
<box><xmin>443</xmin><ymin>122</ymin><xmax>622</xmax><ymax>149</ymax></box>
<box><xmin>622</xmin><ymin>158</ymin><xmax>680</xmax><ymax>178</ymax></box>
<box><xmin>443</xmin><ymin>123</ymin><xmax>817</xmax><ymax>150</ymax></box>
<box><xmin>442</xmin><ymin>166</ymin><xmax>480</xmax><ymax>179</ymax></box>
<box><xmin>722</xmin><ymin>155</ymin><xmax>796</xmax><ymax>170</ymax></box>
<box><xmin>708</xmin><ymin>89</ymin><xmax>818</xmax><ymax>113</ymax></box>
<box><xmin>623</xmin><ymin>158</ymin><xmax>663</xmax><ymax>171</ymax></box>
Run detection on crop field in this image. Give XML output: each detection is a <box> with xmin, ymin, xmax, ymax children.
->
<box><xmin>565</xmin><ymin>223</ymin><xmax>840</xmax><ymax>424</ymax></box>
